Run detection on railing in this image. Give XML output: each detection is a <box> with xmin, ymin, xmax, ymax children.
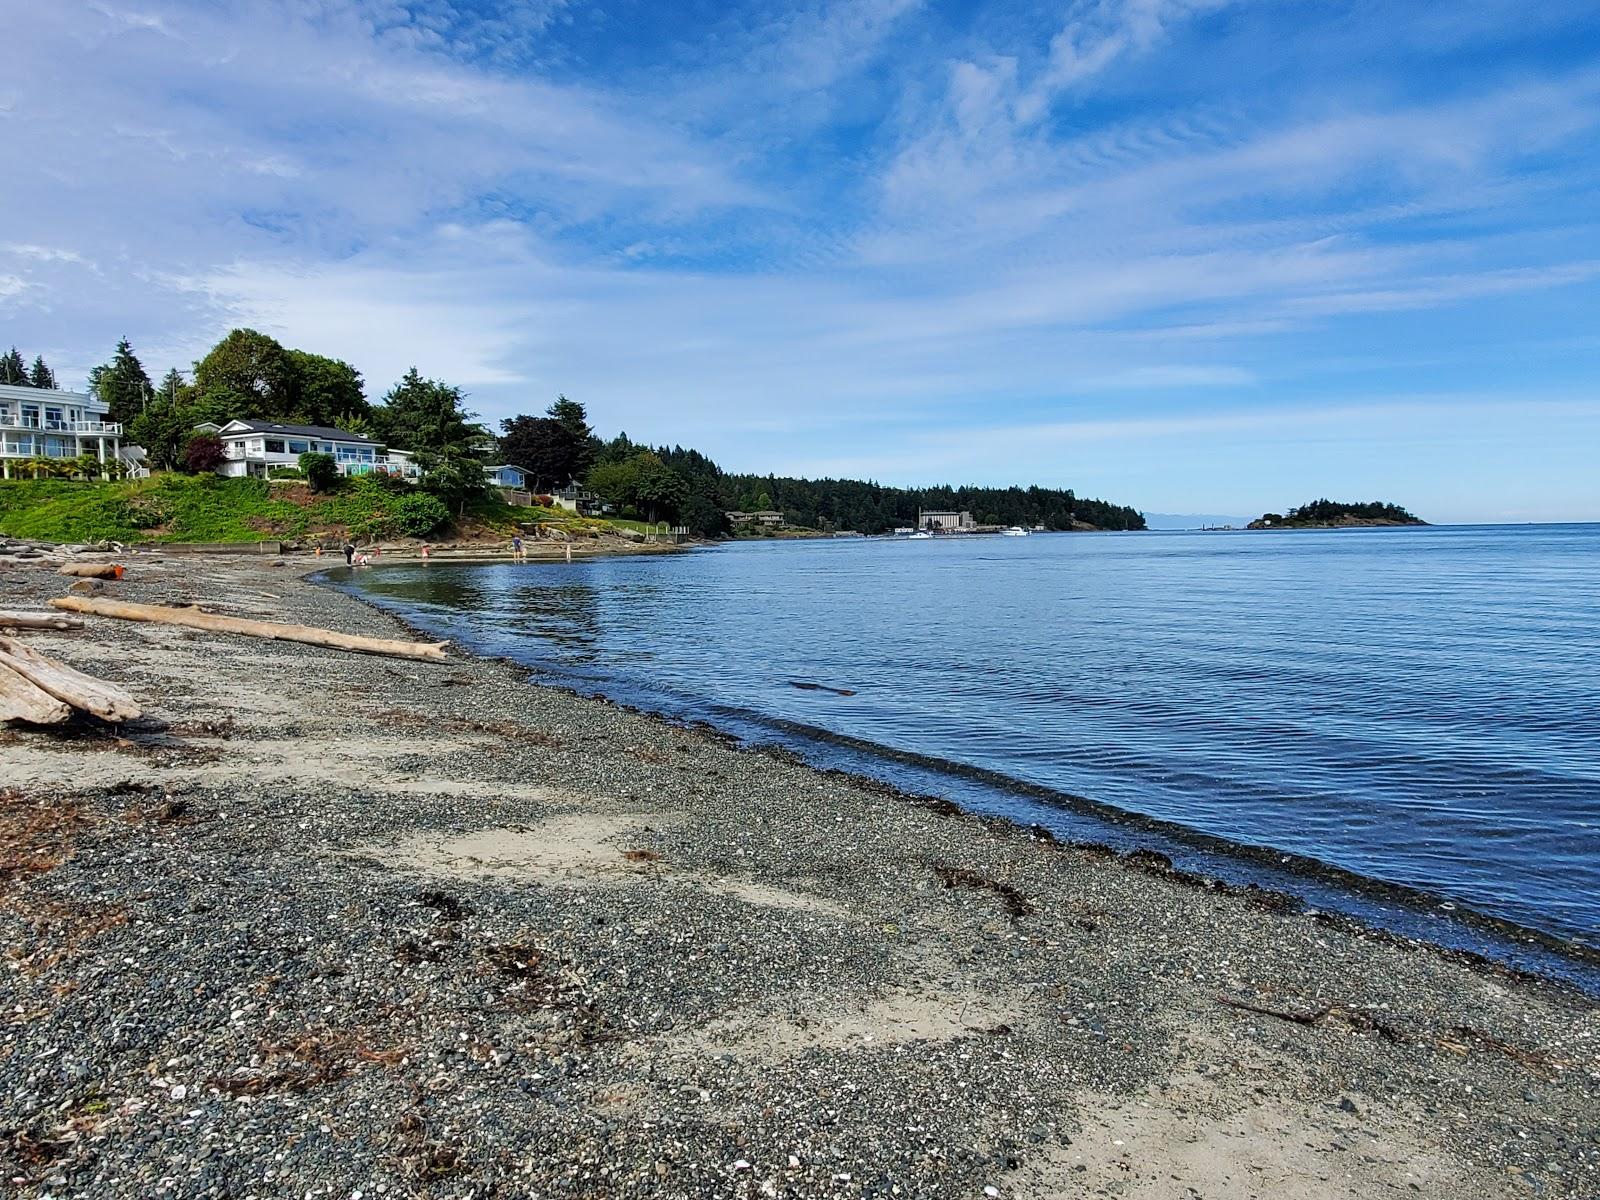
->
<box><xmin>0</xmin><ymin>417</ymin><xmax>121</xmax><ymax>434</ymax></box>
<box><xmin>339</xmin><ymin>457</ymin><xmax>422</xmax><ymax>478</ymax></box>
<box><xmin>0</xmin><ymin>443</ymin><xmax>77</xmax><ymax>458</ymax></box>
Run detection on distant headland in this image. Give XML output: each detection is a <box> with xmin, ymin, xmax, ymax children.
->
<box><xmin>1248</xmin><ymin>499</ymin><xmax>1426</xmax><ymax>529</ymax></box>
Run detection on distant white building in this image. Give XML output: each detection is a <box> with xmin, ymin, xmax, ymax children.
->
<box><xmin>0</xmin><ymin>383</ymin><xmax>131</xmax><ymax>479</ymax></box>
<box><xmin>917</xmin><ymin>509</ymin><xmax>974</xmax><ymax>531</ymax></box>
<box><xmin>202</xmin><ymin>419</ymin><xmax>419</xmax><ymax>479</ymax></box>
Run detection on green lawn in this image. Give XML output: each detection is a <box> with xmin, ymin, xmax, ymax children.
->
<box><xmin>0</xmin><ymin>474</ymin><xmax>643</xmax><ymax>545</ymax></box>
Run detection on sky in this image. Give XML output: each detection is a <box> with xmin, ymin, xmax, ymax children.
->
<box><xmin>3</xmin><ymin>0</ymin><xmax>1599</xmax><ymax>523</ymax></box>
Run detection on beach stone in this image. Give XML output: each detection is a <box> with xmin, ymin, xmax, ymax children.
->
<box><xmin>67</xmin><ymin>578</ymin><xmax>105</xmax><ymax>594</ymax></box>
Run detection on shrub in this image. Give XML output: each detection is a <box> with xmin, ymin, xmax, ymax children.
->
<box><xmin>183</xmin><ymin>433</ymin><xmax>226</xmax><ymax>474</ymax></box>
<box><xmin>390</xmin><ymin>491</ymin><xmax>450</xmax><ymax>537</ymax></box>
<box><xmin>268</xmin><ymin>466</ymin><xmax>304</xmax><ymax>480</ymax></box>
<box><xmin>299</xmin><ymin>452</ymin><xmax>338</xmax><ymax>493</ymax></box>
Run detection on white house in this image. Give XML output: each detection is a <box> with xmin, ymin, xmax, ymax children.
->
<box><xmin>202</xmin><ymin>419</ymin><xmax>419</xmax><ymax>479</ymax></box>
<box><xmin>0</xmin><ymin>383</ymin><xmax>129</xmax><ymax>479</ymax></box>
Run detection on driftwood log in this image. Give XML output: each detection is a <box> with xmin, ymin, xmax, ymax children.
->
<box><xmin>57</xmin><ymin>563</ymin><xmax>124</xmax><ymax>579</ymax></box>
<box><xmin>0</xmin><ymin>611</ymin><xmax>86</xmax><ymax>631</ymax></box>
<box><xmin>0</xmin><ymin>660</ymin><xmax>72</xmax><ymax>724</ymax></box>
<box><xmin>0</xmin><ymin>636</ymin><xmax>141</xmax><ymax>723</ymax></box>
<box><xmin>47</xmin><ymin>596</ymin><xmax>450</xmax><ymax>661</ymax></box>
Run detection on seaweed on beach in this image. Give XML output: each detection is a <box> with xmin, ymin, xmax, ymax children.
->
<box><xmin>929</xmin><ymin>863</ymin><xmax>1037</xmax><ymax>918</ymax></box>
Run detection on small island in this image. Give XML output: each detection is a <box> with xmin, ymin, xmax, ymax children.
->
<box><xmin>1248</xmin><ymin>498</ymin><xmax>1426</xmax><ymax>529</ymax></box>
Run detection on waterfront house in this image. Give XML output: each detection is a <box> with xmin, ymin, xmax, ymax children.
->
<box><xmin>203</xmin><ymin>419</ymin><xmax>420</xmax><ymax>479</ymax></box>
<box><xmin>551</xmin><ymin>484</ymin><xmax>601</xmax><ymax>516</ymax></box>
<box><xmin>484</xmin><ymin>464</ymin><xmax>527</xmax><ymax>489</ymax></box>
<box><xmin>0</xmin><ymin>383</ymin><xmax>130</xmax><ymax>479</ymax></box>
<box><xmin>726</xmin><ymin>510</ymin><xmax>785</xmax><ymax>528</ymax></box>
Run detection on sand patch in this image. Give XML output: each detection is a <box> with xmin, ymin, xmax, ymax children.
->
<box><xmin>380</xmin><ymin>813</ymin><xmax>680</xmax><ymax>886</ymax></box>
<box><xmin>1021</xmin><ymin>1037</ymin><xmax>1496</xmax><ymax>1200</ymax></box>
<box><xmin>658</xmin><ymin>977</ymin><xmax>1026</xmax><ymax>1063</ymax></box>
<box><xmin>372</xmin><ymin>815</ymin><xmax>857</xmax><ymax>919</ymax></box>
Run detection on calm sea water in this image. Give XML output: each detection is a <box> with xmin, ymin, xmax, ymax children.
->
<box><xmin>341</xmin><ymin>525</ymin><xmax>1600</xmax><ymax>982</ymax></box>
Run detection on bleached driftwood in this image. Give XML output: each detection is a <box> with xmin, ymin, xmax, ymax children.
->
<box><xmin>47</xmin><ymin>596</ymin><xmax>450</xmax><ymax>661</ymax></box>
<box><xmin>0</xmin><ymin>636</ymin><xmax>141</xmax><ymax>722</ymax></box>
<box><xmin>0</xmin><ymin>611</ymin><xmax>86</xmax><ymax>631</ymax></box>
<box><xmin>0</xmin><ymin>660</ymin><xmax>72</xmax><ymax>724</ymax></box>
<box><xmin>57</xmin><ymin>563</ymin><xmax>124</xmax><ymax>579</ymax></box>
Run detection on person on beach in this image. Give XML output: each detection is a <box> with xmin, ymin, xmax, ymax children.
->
<box><xmin>512</xmin><ymin>534</ymin><xmax>525</xmax><ymax>562</ymax></box>
<box><xmin>343</xmin><ymin>541</ymin><xmax>355</xmax><ymax>566</ymax></box>
<box><xmin>421</xmin><ymin>544</ymin><xmax>431</xmax><ymax>561</ymax></box>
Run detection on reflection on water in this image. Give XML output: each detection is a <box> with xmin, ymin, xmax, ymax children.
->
<box><xmin>339</xmin><ymin>526</ymin><xmax>1600</xmax><ymax>986</ymax></box>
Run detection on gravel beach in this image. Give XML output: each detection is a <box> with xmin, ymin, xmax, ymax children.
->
<box><xmin>2</xmin><ymin>549</ymin><xmax>1596</xmax><ymax>1199</ymax></box>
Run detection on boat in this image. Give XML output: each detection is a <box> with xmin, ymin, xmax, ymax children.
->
<box><xmin>907</xmin><ymin>530</ymin><xmax>933</xmax><ymax>540</ymax></box>
<box><xmin>1001</xmin><ymin>526</ymin><xmax>1029</xmax><ymax>536</ymax></box>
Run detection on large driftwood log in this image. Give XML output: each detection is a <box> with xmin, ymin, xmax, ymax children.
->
<box><xmin>0</xmin><ymin>611</ymin><xmax>86</xmax><ymax>631</ymax></box>
<box><xmin>47</xmin><ymin>596</ymin><xmax>450</xmax><ymax>661</ymax></box>
<box><xmin>0</xmin><ymin>636</ymin><xmax>142</xmax><ymax>722</ymax></box>
<box><xmin>0</xmin><ymin>660</ymin><xmax>72</xmax><ymax>724</ymax></box>
<box><xmin>57</xmin><ymin>563</ymin><xmax>124</xmax><ymax>579</ymax></box>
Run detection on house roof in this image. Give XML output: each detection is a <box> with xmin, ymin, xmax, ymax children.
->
<box><xmin>0</xmin><ymin>382</ymin><xmax>99</xmax><ymax>406</ymax></box>
<box><xmin>218</xmin><ymin>419</ymin><xmax>378</xmax><ymax>443</ymax></box>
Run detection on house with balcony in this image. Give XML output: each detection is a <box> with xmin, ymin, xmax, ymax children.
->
<box><xmin>200</xmin><ymin>420</ymin><xmax>421</xmax><ymax>480</ymax></box>
<box><xmin>0</xmin><ymin>383</ymin><xmax>127</xmax><ymax>479</ymax></box>
<box><xmin>551</xmin><ymin>484</ymin><xmax>602</xmax><ymax>516</ymax></box>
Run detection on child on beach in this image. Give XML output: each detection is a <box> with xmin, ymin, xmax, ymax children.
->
<box><xmin>512</xmin><ymin>535</ymin><xmax>525</xmax><ymax>562</ymax></box>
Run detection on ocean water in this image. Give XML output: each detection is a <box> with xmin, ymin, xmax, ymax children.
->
<box><xmin>340</xmin><ymin>525</ymin><xmax>1600</xmax><ymax>982</ymax></box>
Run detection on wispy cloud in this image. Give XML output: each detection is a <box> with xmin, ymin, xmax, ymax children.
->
<box><xmin>3</xmin><ymin>0</ymin><xmax>1600</xmax><ymax>521</ymax></box>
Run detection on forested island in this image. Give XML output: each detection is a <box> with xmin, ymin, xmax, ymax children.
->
<box><xmin>1248</xmin><ymin>499</ymin><xmax>1426</xmax><ymax>529</ymax></box>
<box><xmin>3</xmin><ymin>331</ymin><xmax>1146</xmax><ymax>537</ymax></box>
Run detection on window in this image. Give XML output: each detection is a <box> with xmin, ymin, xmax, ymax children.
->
<box><xmin>44</xmin><ymin>407</ymin><xmax>65</xmax><ymax>430</ymax></box>
<box><xmin>288</xmin><ymin>440</ymin><xmax>308</xmax><ymax>454</ymax></box>
<box><xmin>21</xmin><ymin>405</ymin><xmax>40</xmax><ymax>429</ymax></box>
<box><xmin>264</xmin><ymin>439</ymin><xmax>285</xmax><ymax>454</ymax></box>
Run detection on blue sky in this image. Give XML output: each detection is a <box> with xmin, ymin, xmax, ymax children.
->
<box><xmin>3</xmin><ymin>0</ymin><xmax>1599</xmax><ymax>522</ymax></box>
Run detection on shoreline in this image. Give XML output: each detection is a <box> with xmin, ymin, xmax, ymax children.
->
<box><xmin>334</xmin><ymin>558</ymin><xmax>1598</xmax><ymax>984</ymax></box>
<box><xmin>2</xmin><ymin>552</ymin><xmax>1596</xmax><ymax>1197</ymax></box>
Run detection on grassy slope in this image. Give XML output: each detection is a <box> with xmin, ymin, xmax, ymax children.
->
<box><xmin>0</xmin><ymin>475</ymin><xmax>582</xmax><ymax>544</ymax></box>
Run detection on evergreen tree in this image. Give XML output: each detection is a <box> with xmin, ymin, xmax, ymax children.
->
<box><xmin>0</xmin><ymin>347</ymin><xmax>28</xmax><ymax>385</ymax></box>
<box><xmin>87</xmin><ymin>338</ymin><xmax>153</xmax><ymax>424</ymax></box>
<box><xmin>28</xmin><ymin>356</ymin><xmax>56</xmax><ymax>389</ymax></box>
<box><xmin>370</xmin><ymin>368</ymin><xmax>480</xmax><ymax>454</ymax></box>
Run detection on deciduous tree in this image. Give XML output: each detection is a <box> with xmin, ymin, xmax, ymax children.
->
<box><xmin>194</xmin><ymin>329</ymin><xmax>298</xmax><ymax>421</ymax></box>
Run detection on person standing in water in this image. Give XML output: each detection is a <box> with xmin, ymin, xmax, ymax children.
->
<box><xmin>511</xmin><ymin>534</ymin><xmax>525</xmax><ymax>562</ymax></box>
<box><xmin>343</xmin><ymin>541</ymin><xmax>356</xmax><ymax>566</ymax></box>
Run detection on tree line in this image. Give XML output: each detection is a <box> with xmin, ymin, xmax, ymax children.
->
<box><xmin>45</xmin><ymin>329</ymin><xmax>1147</xmax><ymax>536</ymax></box>
<box><xmin>1</xmin><ymin>347</ymin><xmax>59</xmax><ymax>389</ymax></box>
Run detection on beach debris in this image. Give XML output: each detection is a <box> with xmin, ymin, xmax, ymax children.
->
<box><xmin>930</xmin><ymin>863</ymin><xmax>1037</xmax><ymax>917</ymax></box>
<box><xmin>0</xmin><ymin>659</ymin><xmax>72</xmax><ymax>725</ymax></box>
<box><xmin>788</xmin><ymin>680</ymin><xmax>858</xmax><ymax>696</ymax></box>
<box><xmin>0</xmin><ymin>636</ymin><xmax>141</xmax><ymax>724</ymax></box>
<box><xmin>0</xmin><ymin>611</ymin><xmax>85</xmax><ymax>632</ymax></box>
<box><xmin>66</xmin><ymin>579</ymin><xmax>105</xmax><ymax>595</ymax></box>
<box><xmin>47</xmin><ymin>595</ymin><xmax>450</xmax><ymax>661</ymax></box>
<box><xmin>55</xmin><ymin>563</ymin><xmax>124</xmax><ymax>579</ymax></box>
<box><xmin>622</xmin><ymin>848</ymin><xmax>665</xmax><ymax>863</ymax></box>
